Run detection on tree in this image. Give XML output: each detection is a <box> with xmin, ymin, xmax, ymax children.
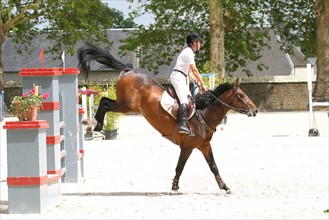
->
<box><xmin>0</xmin><ymin>0</ymin><xmax>136</xmax><ymax>91</ymax></box>
<box><xmin>106</xmin><ymin>7</ymin><xmax>136</xmax><ymax>29</ymax></box>
<box><xmin>313</xmin><ymin>0</ymin><xmax>328</xmax><ymax>101</ymax></box>
<box><xmin>122</xmin><ymin>0</ymin><xmax>328</xmax><ymax>101</ymax></box>
<box><xmin>265</xmin><ymin>0</ymin><xmax>329</xmax><ymax>101</ymax></box>
<box><xmin>209</xmin><ymin>0</ymin><xmax>225</xmax><ymax>77</ymax></box>
<box><xmin>120</xmin><ymin>0</ymin><xmax>269</xmax><ymax>77</ymax></box>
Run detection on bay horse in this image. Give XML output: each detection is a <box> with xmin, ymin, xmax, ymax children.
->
<box><xmin>77</xmin><ymin>42</ymin><xmax>258</xmax><ymax>193</ymax></box>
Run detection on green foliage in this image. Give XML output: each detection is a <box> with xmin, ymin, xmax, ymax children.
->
<box><xmin>120</xmin><ymin>0</ymin><xmax>271</xmax><ymax>76</ymax></box>
<box><xmin>120</xmin><ymin>0</ymin><xmax>317</xmax><ymax>76</ymax></box>
<box><xmin>199</xmin><ymin>60</ymin><xmax>237</xmax><ymax>89</ymax></box>
<box><xmin>119</xmin><ymin>0</ymin><xmax>210</xmax><ymax>75</ymax></box>
<box><xmin>263</xmin><ymin>0</ymin><xmax>317</xmax><ymax>57</ymax></box>
<box><xmin>0</xmin><ymin>0</ymin><xmax>137</xmax><ymax>90</ymax></box>
<box><xmin>200</xmin><ymin>61</ymin><xmax>213</xmax><ymax>75</ymax></box>
<box><xmin>2</xmin><ymin>0</ymin><xmax>136</xmax><ymax>56</ymax></box>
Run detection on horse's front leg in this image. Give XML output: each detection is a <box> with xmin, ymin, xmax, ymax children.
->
<box><xmin>199</xmin><ymin>144</ymin><xmax>231</xmax><ymax>194</ymax></box>
<box><xmin>93</xmin><ymin>97</ymin><xmax>115</xmax><ymax>131</ymax></box>
<box><xmin>172</xmin><ymin>147</ymin><xmax>193</xmax><ymax>191</ymax></box>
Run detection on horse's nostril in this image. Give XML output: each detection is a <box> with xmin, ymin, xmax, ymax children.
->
<box><xmin>253</xmin><ymin>109</ymin><xmax>258</xmax><ymax>117</ymax></box>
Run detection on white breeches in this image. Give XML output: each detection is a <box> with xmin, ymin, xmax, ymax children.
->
<box><xmin>170</xmin><ymin>71</ymin><xmax>190</xmax><ymax>104</ymax></box>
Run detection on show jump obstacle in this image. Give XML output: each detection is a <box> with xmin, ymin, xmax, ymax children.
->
<box><xmin>307</xmin><ymin>63</ymin><xmax>329</xmax><ymax>136</ymax></box>
<box><xmin>3</xmin><ymin>67</ymin><xmax>85</xmax><ymax>214</ymax></box>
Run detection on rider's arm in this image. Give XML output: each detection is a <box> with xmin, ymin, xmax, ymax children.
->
<box><xmin>189</xmin><ymin>64</ymin><xmax>208</xmax><ymax>91</ymax></box>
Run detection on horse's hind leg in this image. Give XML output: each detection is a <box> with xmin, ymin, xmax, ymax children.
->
<box><xmin>93</xmin><ymin>97</ymin><xmax>117</xmax><ymax>131</ymax></box>
<box><xmin>172</xmin><ymin>147</ymin><xmax>193</xmax><ymax>191</ymax></box>
<box><xmin>199</xmin><ymin>145</ymin><xmax>231</xmax><ymax>194</ymax></box>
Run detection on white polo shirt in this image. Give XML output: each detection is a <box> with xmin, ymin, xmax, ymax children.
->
<box><xmin>173</xmin><ymin>47</ymin><xmax>195</xmax><ymax>75</ymax></box>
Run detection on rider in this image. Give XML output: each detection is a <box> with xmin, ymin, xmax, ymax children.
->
<box><xmin>170</xmin><ymin>32</ymin><xmax>208</xmax><ymax>136</ymax></box>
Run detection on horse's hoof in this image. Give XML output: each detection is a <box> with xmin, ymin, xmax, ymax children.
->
<box><xmin>170</xmin><ymin>189</ymin><xmax>180</xmax><ymax>195</ymax></box>
<box><xmin>80</xmin><ymin>119</ymin><xmax>89</xmax><ymax>126</ymax></box>
<box><xmin>223</xmin><ymin>184</ymin><xmax>231</xmax><ymax>194</ymax></box>
<box><xmin>171</xmin><ymin>186</ymin><xmax>179</xmax><ymax>191</ymax></box>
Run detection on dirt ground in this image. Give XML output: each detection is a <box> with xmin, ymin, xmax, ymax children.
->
<box><xmin>0</xmin><ymin>111</ymin><xmax>328</xmax><ymax>219</ymax></box>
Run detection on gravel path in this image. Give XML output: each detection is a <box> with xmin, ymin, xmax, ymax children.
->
<box><xmin>1</xmin><ymin>111</ymin><xmax>328</xmax><ymax>219</ymax></box>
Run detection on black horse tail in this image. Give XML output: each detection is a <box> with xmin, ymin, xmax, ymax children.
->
<box><xmin>77</xmin><ymin>42</ymin><xmax>131</xmax><ymax>81</ymax></box>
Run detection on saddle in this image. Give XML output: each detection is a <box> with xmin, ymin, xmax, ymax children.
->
<box><xmin>160</xmin><ymin>85</ymin><xmax>195</xmax><ymax>120</ymax></box>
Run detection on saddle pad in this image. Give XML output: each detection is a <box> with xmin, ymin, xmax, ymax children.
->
<box><xmin>160</xmin><ymin>91</ymin><xmax>194</xmax><ymax>120</ymax></box>
<box><xmin>160</xmin><ymin>91</ymin><xmax>176</xmax><ymax>119</ymax></box>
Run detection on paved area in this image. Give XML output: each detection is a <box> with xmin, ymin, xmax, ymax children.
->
<box><xmin>0</xmin><ymin>111</ymin><xmax>328</xmax><ymax>219</ymax></box>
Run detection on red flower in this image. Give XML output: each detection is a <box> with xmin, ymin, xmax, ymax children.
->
<box><xmin>30</xmin><ymin>89</ymin><xmax>35</xmax><ymax>95</ymax></box>
<box><xmin>42</xmin><ymin>92</ymin><xmax>49</xmax><ymax>100</ymax></box>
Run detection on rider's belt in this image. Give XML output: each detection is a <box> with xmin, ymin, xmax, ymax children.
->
<box><xmin>173</xmin><ymin>69</ymin><xmax>187</xmax><ymax>77</ymax></box>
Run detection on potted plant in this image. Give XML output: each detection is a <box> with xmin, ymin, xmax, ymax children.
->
<box><xmin>103</xmin><ymin>112</ymin><xmax>121</xmax><ymax>140</ymax></box>
<box><xmin>10</xmin><ymin>85</ymin><xmax>49</xmax><ymax>121</ymax></box>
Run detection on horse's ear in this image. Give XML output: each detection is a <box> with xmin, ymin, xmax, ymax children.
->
<box><xmin>233</xmin><ymin>78</ymin><xmax>239</xmax><ymax>88</ymax></box>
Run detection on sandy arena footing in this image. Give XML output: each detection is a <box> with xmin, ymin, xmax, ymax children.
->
<box><xmin>1</xmin><ymin>111</ymin><xmax>328</xmax><ymax>219</ymax></box>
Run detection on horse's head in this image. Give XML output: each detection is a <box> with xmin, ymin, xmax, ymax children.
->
<box><xmin>221</xmin><ymin>79</ymin><xmax>258</xmax><ymax>117</ymax></box>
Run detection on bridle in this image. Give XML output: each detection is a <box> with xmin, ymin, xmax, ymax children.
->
<box><xmin>201</xmin><ymin>86</ymin><xmax>252</xmax><ymax>115</ymax></box>
<box><xmin>197</xmin><ymin>86</ymin><xmax>252</xmax><ymax>133</ymax></box>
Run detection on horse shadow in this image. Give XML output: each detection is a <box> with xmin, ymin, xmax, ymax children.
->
<box><xmin>62</xmin><ymin>191</ymin><xmax>184</xmax><ymax>197</ymax></box>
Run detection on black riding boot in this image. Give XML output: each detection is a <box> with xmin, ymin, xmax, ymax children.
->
<box><xmin>93</xmin><ymin>97</ymin><xmax>109</xmax><ymax>131</ymax></box>
<box><xmin>93</xmin><ymin>119</ymin><xmax>103</xmax><ymax>132</ymax></box>
<box><xmin>177</xmin><ymin>103</ymin><xmax>193</xmax><ymax>135</ymax></box>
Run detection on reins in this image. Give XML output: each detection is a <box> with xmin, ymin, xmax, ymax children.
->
<box><xmin>154</xmin><ymin>79</ymin><xmax>249</xmax><ymax>133</ymax></box>
<box><xmin>195</xmin><ymin>87</ymin><xmax>250</xmax><ymax>133</ymax></box>
<box><xmin>195</xmin><ymin>111</ymin><xmax>216</xmax><ymax>133</ymax></box>
<box><xmin>200</xmin><ymin>87</ymin><xmax>250</xmax><ymax>114</ymax></box>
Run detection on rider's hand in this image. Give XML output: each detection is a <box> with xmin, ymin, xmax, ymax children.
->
<box><xmin>197</xmin><ymin>81</ymin><xmax>207</xmax><ymax>91</ymax></box>
<box><xmin>201</xmin><ymin>84</ymin><xmax>208</xmax><ymax>91</ymax></box>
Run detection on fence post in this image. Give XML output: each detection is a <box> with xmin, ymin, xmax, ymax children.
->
<box><xmin>58</xmin><ymin>68</ymin><xmax>80</xmax><ymax>182</ymax></box>
<box><xmin>0</xmin><ymin>90</ymin><xmax>4</xmax><ymax>122</ymax></box>
<box><xmin>3</xmin><ymin>120</ymin><xmax>62</xmax><ymax>214</ymax></box>
<box><xmin>307</xmin><ymin>64</ymin><xmax>320</xmax><ymax>136</ymax></box>
<box><xmin>0</xmin><ymin>90</ymin><xmax>7</xmax><ymax>181</ymax></box>
<box><xmin>78</xmin><ymin>107</ymin><xmax>86</xmax><ymax>178</ymax></box>
<box><xmin>19</xmin><ymin>68</ymin><xmax>63</xmax><ymax>203</ymax></box>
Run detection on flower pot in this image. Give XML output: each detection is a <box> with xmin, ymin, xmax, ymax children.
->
<box><xmin>15</xmin><ymin>103</ymin><xmax>38</xmax><ymax>121</ymax></box>
<box><xmin>104</xmin><ymin>129</ymin><xmax>118</xmax><ymax>140</ymax></box>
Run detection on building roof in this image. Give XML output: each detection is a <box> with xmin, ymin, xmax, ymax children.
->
<box><xmin>2</xmin><ymin>30</ymin><xmax>134</xmax><ymax>72</ymax></box>
<box><xmin>231</xmin><ymin>30</ymin><xmax>311</xmax><ymax>78</ymax></box>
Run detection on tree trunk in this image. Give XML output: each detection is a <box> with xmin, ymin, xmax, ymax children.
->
<box><xmin>313</xmin><ymin>0</ymin><xmax>329</xmax><ymax>102</ymax></box>
<box><xmin>209</xmin><ymin>0</ymin><xmax>225</xmax><ymax>78</ymax></box>
<box><xmin>0</xmin><ymin>20</ymin><xmax>4</xmax><ymax>91</ymax></box>
<box><xmin>0</xmin><ymin>44</ymin><xmax>4</xmax><ymax>91</ymax></box>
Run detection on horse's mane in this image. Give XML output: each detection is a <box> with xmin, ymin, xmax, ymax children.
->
<box><xmin>195</xmin><ymin>83</ymin><xmax>233</xmax><ymax>109</ymax></box>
